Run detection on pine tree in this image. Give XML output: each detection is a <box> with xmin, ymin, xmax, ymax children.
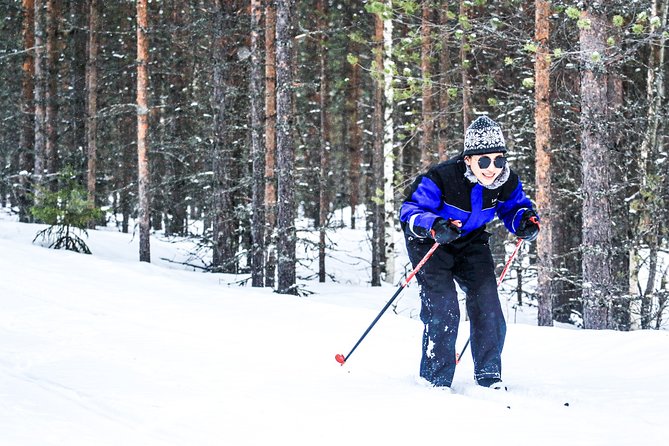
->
<box><xmin>317</xmin><ymin>0</ymin><xmax>330</xmax><ymax>283</ymax></box>
<box><xmin>86</xmin><ymin>0</ymin><xmax>99</xmax><ymax>229</ymax></box>
<box><xmin>264</xmin><ymin>0</ymin><xmax>278</xmax><ymax>287</ymax></box>
<box><xmin>579</xmin><ymin>8</ymin><xmax>615</xmax><ymax>329</ymax></box>
<box><xmin>136</xmin><ymin>0</ymin><xmax>151</xmax><ymax>263</ymax></box>
<box><xmin>276</xmin><ymin>0</ymin><xmax>297</xmax><ymax>295</ymax></box>
<box><xmin>535</xmin><ymin>0</ymin><xmax>553</xmax><ymax>327</ymax></box>
<box><xmin>19</xmin><ymin>0</ymin><xmax>35</xmax><ymax>222</ymax></box>
<box><xmin>250</xmin><ymin>0</ymin><xmax>265</xmax><ymax>287</ymax></box>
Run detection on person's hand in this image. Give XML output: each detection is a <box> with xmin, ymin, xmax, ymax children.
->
<box><xmin>516</xmin><ymin>210</ymin><xmax>540</xmax><ymax>241</ymax></box>
<box><xmin>430</xmin><ymin>218</ymin><xmax>462</xmax><ymax>245</ymax></box>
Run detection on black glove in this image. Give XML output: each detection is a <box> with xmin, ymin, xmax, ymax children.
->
<box><xmin>516</xmin><ymin>210</ymin><xmax>540</xmax><ymax>241</ymax></box>
<box><xmin>430</xmin><ymin>218</ymin><xmax>461</xmax><ymax>245</ymax></box>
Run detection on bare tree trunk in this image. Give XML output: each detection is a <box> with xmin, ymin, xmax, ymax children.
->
<box><xmin>580</xmin><ymin>9</ymin><xmax>614</xmax><ymax>329</ymax></box>
<box><xmin>419</xmin><ymin>1</ymin><xmax>434</xmax><ymax>170</ymax></box>
<box><xmin>636</xmin><ymin>0</ymin><xmax>668</xmax><ymax>329</ymax></box>
<box><xmin>371</xmin><ymin>11</ymin><xmax>384</xmax><ymax>287</ymax></box>
<box><xmin>86</xmin><ymin>0</ymin><xmax>99</xmax><ymax>229</ymax></box>
<box><xmin>121</xmin><ymin>114</ymin><xmax>134</xmax><ymax>234</ymax></box>
<box><xmin>250</xmin><ymin>0</ymin><xmax>265</xmax><ymax>287</ymax></box>
<box><xmin>264</xmin><ymin>0</ymin><xmax>277</xmax><ymax>287</ymax></box>
<box><xmin>346</xmin><ymin>3</ymin><xmax>362</xmax><ymax>230</ymax></box>
<box><xmin>34</xmin><ymin>0</ymin><xmax>46</xmax><ymax>188</ymax></box>
<box><xmin>45</xmin><ymin>0</ymin><xmax>60</xmax><ymax>188</ymax></box>
<box><xmin>535</xmin><ymin>0</ymin><xmax>553</xmax><ymax>327</ymax></box>
<box><xmin>382</xmin><ymin>2</ymin><xmax>395</xmax><ymax>285</ymax></box>
<box><xmin>211</xmin><ymin>1</ymin><xmax>237</xmax><ymax>273</ymax></box>
<box><xmin>347</xmin><ymin>56</ymin><xmax>362</xmax><ymax>230</ymax></box>
<box><xmin>68</xmin><ymin>0</ymin><xmax>87</xmax><ymax>161</ymax></box>
<box><xmin>655</xmin><ymin>270</ymin><xmax>669</xmax><ymax>328</ymax></box>
<box><xmin>436</xmin><ymin>1</ymin><xmax>450</xmax><ymax>161</ymax></box>
<box><xmin>607</xmin><ymin>63</ymin><xmax>629</xmax><ymax>330</ymax></box>
<box><xmin>136</xmin><ymin>0</ymin><xmax>151</xmax><ymax>263</ymax></box>
<box><xmin>19</xmin><ymin>0</ymin><xmax>35</xmax><ymax>222</ymax></box>
<box><xmin>276</xmin><ymin>0</ymin><xmax>297</xmax><ymax>294</ymax></box>
<box><xmin>459</xmin><ymin>0</ymin><xmax>472</xmax><ymax>130</ymax></box>
<box><xmin>318</xmin><ymin>0</ymin><xmax>330</xmax><ymax>283</ymax></box>
<box><xmin>119</xmin><ymin>9</ymin><xmax>135</xmax><ymax>235</ymax></box>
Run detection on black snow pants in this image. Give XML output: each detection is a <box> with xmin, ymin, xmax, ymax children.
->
<box><xmin>406</xmin><ymin>232</ymin><xmax>506</xmax><ymax>387</ymax></box>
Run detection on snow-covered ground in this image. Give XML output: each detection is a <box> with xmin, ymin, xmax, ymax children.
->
<box><xmin>1</xmin><ymin>209</ymin><xmax>668</xmax><ymax>445</ymax></box>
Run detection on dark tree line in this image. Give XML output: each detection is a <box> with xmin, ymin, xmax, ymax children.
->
<box><xmin>0</xmin><ymin>0</ymin><xmax>667</xmax><ymax>329</ymax></box>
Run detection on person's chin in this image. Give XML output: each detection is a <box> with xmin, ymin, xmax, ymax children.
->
<box><xmin>479</xmin><ymin>174</ymin><xmax>497</xmax><ymax>185</ymax></box>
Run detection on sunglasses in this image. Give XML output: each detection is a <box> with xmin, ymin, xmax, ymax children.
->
<box><xmin>477</xmin><ymin>155</ymin><xmax>507</xmax><ymax>169</ymax></box>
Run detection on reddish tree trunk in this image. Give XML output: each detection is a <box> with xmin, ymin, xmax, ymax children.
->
<box><xmin>264</xmin><ymin>0</ymin><xmax>277</xmax><ymax>287</ymax></box>
<box><xmin>535</xmin><ymin>0</ymin><xmax>553</xmax><ymax>327</ymax></box>
<box><xmin>136</xmin><ymin>0</ymin><xmax>151</xmax><ymax>262</ymax></box>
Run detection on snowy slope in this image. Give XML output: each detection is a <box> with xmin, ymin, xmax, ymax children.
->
<box><xmin>1</xmin><ymin>215</ymin><xmax>668</xmax><ymax>446</ymax></box>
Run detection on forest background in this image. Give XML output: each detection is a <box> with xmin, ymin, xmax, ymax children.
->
<box><xmin>0</xmin><ymin>0</ymin><xmax>667</xmax><ymax>331</ymax></box>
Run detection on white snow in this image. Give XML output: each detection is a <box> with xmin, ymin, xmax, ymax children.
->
<box><xmin>1</xmin><ymin>210</ymin><xmax>668</xmax><ymax>445</ymax></box>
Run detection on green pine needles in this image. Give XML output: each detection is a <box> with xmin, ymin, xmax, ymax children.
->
<box><xmin>31</xmin><ymin>167</ymin><xmax>103</xmax><ymax>254</ymax></box>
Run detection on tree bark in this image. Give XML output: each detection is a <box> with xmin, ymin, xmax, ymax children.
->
<box><xmin>419</xmin><ymin>1</ymin><xmax>434</xmax><ymax>170</ymax></box>
<box><xmin>34</xmin><ymin>0</ymin><xmax>46</xmax><ymax>188</ymax></box>
<box><xmin>459</xmin><ymin>0</ymin><xmax>472</xmax><ymax>130</ymax></box>
<box><xmin>580</xmin><ymin>9</ymin><xmax>614</xmax><ymax>329</ymax></box>
<box><xmin>346</xmin><ymin>6</ymin><xmax>362</xmax><ymax>230</ymax></box>
<box><xmin>382</xmin><ymin>2</ymin><xmax>395</xmax><ymax>284</ymax></box>
<box><xmin>68</xmin><ymin>0</ymin><xmax>87</xmax><ymax>162</ymax></box>
<box><xmin>86</xmin><ymin>0</ymin><xmax>99</xmax><ymax>229</ymax></box>
<box><xmin>136</xmin><ymin>0</ymin><xmax>151</xmax><ymax>263</ymax></box>
<box><xmin>534</xmin><ymin>0</ymin><xmax>553</xmax><ymax>327</ymax></box>
<box><xmin>163</xmin><ymin>0</ymin><xmax>191</xmax><ymax>237</ymax></box>
<box><xmin>45</xmin><ymin>0</ymin><xmax>60</xmax><ymax>188</ymax></box>
<box><xmin>264</xmin><ymin>0</ymin><xmax>277</xmax><ymax>287</ymax></box>
<box><xmin>371</xmin><ymin>11</ymin><xmax>384</xmax><ymax>287</ymax></box>
<box><xmin>211</xmin><ymin>1</ymin><xmax>237</xmax><ymax>273</ymax></box>
<box><xmin>19</xmin><ymin>0</ymin><xmax>35</xmax><ymax>222</ymax></box>
<box><xmin>436</xmin><ymin>1</ymin><xmax>451</xmax><ymax>161</ymax></box>
<box><xmin>347</xmin><ymin>52</ymin><xmax>362</xmax><ymax>230</ymax></box>
<box><xmin>636</xmin><ymin>0</ymin><xmax>668</xmax><ymax>329</ymax></box>
<box><xmin>276</xmin><ymin>0</ymin><xmax>297</xmax><ymax>294</ymax></box>
<box><xmin>318</xmin><ymin>0</ymin><xmax>330</xmax><ymax>283</ymax></box>
<box><xmin>250</xmin><ymin>0</ymin><xmax>265</xmax><ymax>287</ymax></box>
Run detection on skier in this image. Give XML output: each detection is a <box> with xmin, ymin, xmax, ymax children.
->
<box><xmin>400</xmin><ymin>116</ymin><xmax>539</xmax><ymax>390</ymax></box>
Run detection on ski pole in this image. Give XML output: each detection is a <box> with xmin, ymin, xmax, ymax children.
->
<box><xmin>335</xmin><ymin>241</ymin><xmax>441</xmax><ymax>365</ymax></box>
<box><xmin>455</xmin><ymin>238</ymin><xmax>524</xmax><ymax>364</ymax></box>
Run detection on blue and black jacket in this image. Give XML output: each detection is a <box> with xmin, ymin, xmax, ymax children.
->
<box><xmin>400</xmin><ymin>156</ymin><xmax>536</xmax><ymax>244</ymax></box>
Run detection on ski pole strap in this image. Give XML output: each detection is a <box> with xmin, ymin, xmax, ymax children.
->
<box><xmin>529</xmin><ymin>215</ymin><xmax>540</xmax><ymax>229</ymax></box>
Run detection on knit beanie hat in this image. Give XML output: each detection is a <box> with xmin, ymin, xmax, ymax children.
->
<box><xmin>463</xmin><ymin>116</ymin><xmax>507</xmax><ymax>156</ymax></box>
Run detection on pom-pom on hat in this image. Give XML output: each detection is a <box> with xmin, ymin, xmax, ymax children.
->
<box><xmin>463</xmin><ymin>116</ymin><xmax>507</xmax><ymax>156</ymax></box>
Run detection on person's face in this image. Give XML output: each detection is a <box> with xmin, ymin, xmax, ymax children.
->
<box><xmin>464</xmin><ymin>152</ymin><xmax>506</xmax><ymax>186</ymax></box>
